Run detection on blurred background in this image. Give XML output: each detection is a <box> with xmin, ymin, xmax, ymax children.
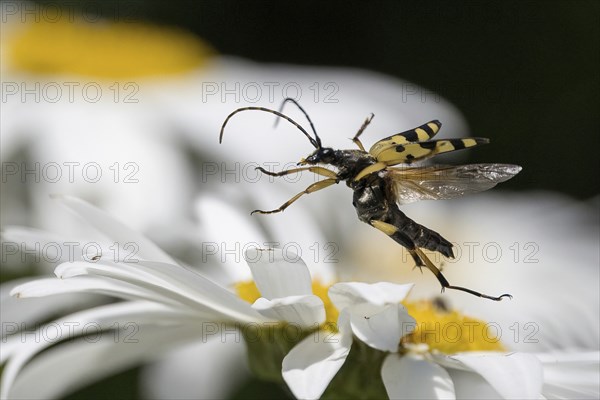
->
<box><xmin>3</xmin><ymin>0</ymin><xmax>598</xmax><ymax>198</ymax></box>
<box><xmin>1</xmin><ymin>1</ymin><xmax>598</xmax><ymax>399</ymax></box>
<box><xmin>84</xmin><ymin>0</ymin><xmax>599</xmax><ymax>198</ymax></box>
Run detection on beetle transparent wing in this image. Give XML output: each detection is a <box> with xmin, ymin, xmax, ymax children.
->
<box><xmin>386</xmin><ymin>164</ymin><xmax>522</xmax><ymax>205</ymax></box>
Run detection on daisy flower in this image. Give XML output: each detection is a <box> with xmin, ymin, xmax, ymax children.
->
<box><xmin>177</xmin><ymin>209</ymin><xmax>595</xmax><ymax>400</ymax></box>
<box><xmin>0</xmin><ymin>195</ymin><xmax>325</xmax><ymax>398</ymax></box>
<box><xmin>2</xmin><ymin>196</ymin><xmax>598</xmax><ymax>399</ymax></box>
<box><xmin>190</xmin><ymin>194</ymin><xmax>600</xmax><ymax>398</ymax></box>
<box><xmin>241</xmin><ymin>275</ymin><xmax>598</xmax><ymax>399</ymax></box>
<box><xmin>146</xmin><ymin>190</ymin><xmax>600</xmax><ymax>397</ymax></box>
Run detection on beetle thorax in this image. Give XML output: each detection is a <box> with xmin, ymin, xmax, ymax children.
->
<box><xmin>332</xmin><ymin>149</ymin><xmax>377</xmax><ymax>182</ymax></box>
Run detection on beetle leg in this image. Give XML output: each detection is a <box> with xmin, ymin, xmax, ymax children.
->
<box><xmin>354</xmin><ymin>162</ymin><xmax>388</xmax><ymax>181</ymax></box>
<box><xmin>413</xmin><ymin>248</ymin><xmax>513</xmax><ymax>301</ymax></box>
<box><xmin>369</xmin><ymin>219</ymin><xmax>512</xmax><ymax>301</ymax></box>
<box><xmin>251</xmin><ymin>178</ymin><xmax>337</xmax><ymax>215</ymax></box>
<box><xmin>352</xmin><ymin>113</ymin><xmax>374</xmax><ymax>152</ymax></box>
<box><xmin>255</xmin><ymin>166</ymin><xmax>338</xmax><ymax>179</ymax></box>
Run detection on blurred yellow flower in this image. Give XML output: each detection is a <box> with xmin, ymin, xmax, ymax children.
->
<box><xmin>5</xmin><ymin>17</ymin><xmax>213</xmax><ymax>78</ymax></box>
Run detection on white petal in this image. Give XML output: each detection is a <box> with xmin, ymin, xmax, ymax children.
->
<box><xmin>451</xmin><ymin>352</ymin><xmax>543</xmax><ymax>399</ymax></box>
<box><xmin>52</xmin><ymin>194</ymin><xmax>175</xmax><ymax>263</ymax></box>
<box><xmin>248</xmin><ymin>188</ymin><xmax>337</xmax><ymax>285</ymax></box>
<box><xmin>1</xmin><ymin>335</ymin><xmax>24</xmax><ymax>365</ymax></box>
<box><xmin>53</xmin><ymin>261</ymin><xmax>231</xmax><ymax>318</ymax></box>
<box><xmin>10</xmin><ymin>277</ymin><xmax>185</xmax><ymax>310</ymax></box>
<box><xmin>430</xmin><ymin>352</ymin><xmax>470</xmax><ymax>371</ymax></box>
<box><xmin>1</xmin><ymin>278</ymin><xmax>101</xmax><ymax>341</ymax></box>
<box><xmin>0</xmin><ymin>226</ymin><xmax>139</xmax><ymax>269</ymax></box>
<box><xmin>282</xmin><ymin>323</ymin><xmax>352</xmax><ymax>399</ymax></box>
<box><xmin>328</xmin><ymin>281</ymin><xmax>414</xmax><ymax>310</ymax></box>
<box><xmin>446</xmin><ymin>368</ymin><xmax>504</xmax><ymax>399</ymax></box>
<box><xmin>179</xmin><ymin>58</ymin><xmax>468</xmax><ymax>166</ymax></box>
<box><xmin>244</xmin><ymin>247</ymin><xmax>312</xmax><ymax>299</ymax></box>
<box><xmin>140</xmin><ymin>337</ymin><xmax>249</xmax><ymax>400</ymax></box>
<box><xmin>252</xmin><ymin>295</ymin><xmax>325</xmax><ymax>328</ymax></box>
<box><xmin>536</xmin><ymin>351</ymin><xmax>600</xmax><ymax>399</ymax></box>
<box><xmin>346</xmin><ymin>303</ymin><xmax>415</xmax><ymax>352</ymax></box>
<box><xmin>1</xmin><ymin>226</ymin><xmax>92</xmax><ymax>271</ymax></box>
<box><xmin>1</xmin><ymin>301</ymin><xmax>196</xmax><ymax>399</ymax></box>
<box><xmin>54</xmin><ymin>259</ymin><xmax>266</xmax><ymax>323</ymax></box>
<box><xmin>381</xmin><ymin>353</ymin><xmax>456</xmax><ymax>400</ymax></box>
<box><xmin>135</xmin><ymin>260</ymin><xmax>268</xmax><ymax>323</ymax></box>
<box><xmin>8</xmin><ymin>323</ymin><xmax>203</xmax><ymax>399</ymax></box>
<box><xmin>196</xmin><ymin>196</ymin><xmax>267</xmax><ymax>283</ymax></box>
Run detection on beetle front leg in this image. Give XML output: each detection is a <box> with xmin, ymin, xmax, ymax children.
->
<box><xmin>251</xmin><ymin>178</ymin><xmax>337</xmax><ymax>215</ymax></box>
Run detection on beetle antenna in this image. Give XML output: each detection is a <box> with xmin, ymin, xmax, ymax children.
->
<box><xmin>275</xmin><ymin>98</ymin><xmax>322</xmax><ymax>148</ymax></box>
<box><xmin>219</xmin><ymin>107</ymin><xmax>319</xmax><ymax>148</ymax></box>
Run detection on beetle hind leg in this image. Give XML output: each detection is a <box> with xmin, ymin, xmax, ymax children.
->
<box><xmin>369</xmin><ymin>219</ymin><xmax>512</xmax><ymax>301</ymax></box>
<box><xmin>413</xmin><ymin>248</ymin><xmax>513</xmax><ymax>301</ymax></box>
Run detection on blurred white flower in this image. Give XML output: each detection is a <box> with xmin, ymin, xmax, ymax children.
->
<box><xmin>1</xmin><ymin>4</ymin><xmax>468</xmax><ymax>247</ymax></box>
<box><xmin>0</xmin><ymin>10</ymin><xmax>209</xmax><ymax>234</ymax></box>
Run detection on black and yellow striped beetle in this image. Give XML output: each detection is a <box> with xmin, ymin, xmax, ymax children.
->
<box><xmin>220</xmin><ymin>99</ymin><xmax>521</xmax><ymax>301</ymax></box>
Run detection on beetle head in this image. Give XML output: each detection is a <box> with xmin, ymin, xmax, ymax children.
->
<box><xmin>299</xmin><ymin>147</ymin><xmax>335</xmax><ymax>165</ymax></box>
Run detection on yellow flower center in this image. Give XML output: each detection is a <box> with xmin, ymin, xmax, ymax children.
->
<box><xmin>237</xmin><ymin>281</ymin><xmax>505</xmax><ymax>353</ymax></box>
<box><xmin>402</xmin><ymin>300</ymin><xmax>506</xmax><ymax>354</ymax></box>
<box><xmin>5</xmin><ymin>17</ymin><xmax>213</xmax><ymax>79</ymax></box>
<box><xmin>235</xmin><ymin>280</ymin><xmax>262</xmax><ymax>303</ymax></box>
<box><xmin>235</xmin><ymin>280</ymin><xmax>339</xmax><ymax>327</ymax></box>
